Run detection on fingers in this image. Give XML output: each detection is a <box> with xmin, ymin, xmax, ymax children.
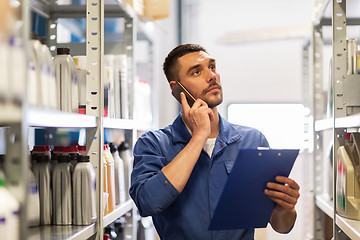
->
<box><xmin>274</xmin><ymin>176</ymin><xmax>300</xmax><ymax>191</ymax></box>
<box><xmin>264</xmin><ymin>177</ymin><xmax>300</xmax><ymax>210</ymax></box>
<box><xmin>180</xmin><ymin>92</ymin><xmax>190</xmax><ymax>113</ymax></box>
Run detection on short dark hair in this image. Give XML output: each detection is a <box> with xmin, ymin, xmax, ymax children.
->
<box><xmin>163</xmin><ymin>44</ymin><xmax>208</xmax><ymax>83</ymax></box>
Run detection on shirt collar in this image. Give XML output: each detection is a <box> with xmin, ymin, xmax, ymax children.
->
<box><xmin>170</xmin><ymin>112</ymin><xmax>242</xmax><ymax>145</ymax></box>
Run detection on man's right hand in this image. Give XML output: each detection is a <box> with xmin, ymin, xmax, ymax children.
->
<box><xmin>180</xmin><ymin>92</ymin><xmax>214</xmax><ymax>141</ymax></box>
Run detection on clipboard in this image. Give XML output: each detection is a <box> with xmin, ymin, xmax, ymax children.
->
<box><xmin>208</xmin><ymin>148</ymin><xmax>299</xmax><ymax>230</ymax></box>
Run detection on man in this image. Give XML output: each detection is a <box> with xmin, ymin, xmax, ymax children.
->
<box><xmin>130</xmin><ymin>44</ymin><xmax>300</xmax><ymax>240</ymax></box>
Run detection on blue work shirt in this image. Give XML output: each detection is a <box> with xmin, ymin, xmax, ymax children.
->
<box><xmin>130</xmin><ymin>113</ymin><xmax>269</xmax><ymax>240</ymax></box>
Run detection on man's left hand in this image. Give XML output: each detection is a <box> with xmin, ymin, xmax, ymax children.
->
<box><xmin>265</xmin><ymin>176</ymin><xmax>300</xmax><ymax>233</ymax></box>
<box><xmin>265</xmin><ymin>176</ymin><xmax>300</xmax><ymax>211</ymax></box>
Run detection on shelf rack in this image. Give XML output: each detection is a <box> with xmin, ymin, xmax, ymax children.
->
<box><xmin>0</xmin><ymin>0</ymin><xmax>158</xmax><ymax>239</ymax></box>
<box><xmin>310</xmin><ymin>0</ymin><xmax>360</xmax><ymax>239</ymax></box>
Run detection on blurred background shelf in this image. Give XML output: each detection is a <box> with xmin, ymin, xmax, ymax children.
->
<box><xmin>103</xmin><ymin>200</ymin><xmax>134</xmax><ymax>227</ymax></box>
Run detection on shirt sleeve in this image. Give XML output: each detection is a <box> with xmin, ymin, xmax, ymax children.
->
<box><xmin>260</xmin><ymin>131</ymin><xmax>270</xmax><ymax>148</ymax></box>
<box><xmin>129</xmin><ymin>132</ymin><xmax>180</xmax><ymax>217</ymax></box>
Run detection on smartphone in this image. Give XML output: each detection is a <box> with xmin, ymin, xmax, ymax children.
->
<box><xmin>171</xmin><ymin>82</ymin><xmax>196</xmax><ymax>107</ymax></box>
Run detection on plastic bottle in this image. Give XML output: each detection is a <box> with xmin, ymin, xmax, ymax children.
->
<box><xmin>73</xmin><ymin>155</ymin><xmax>97</xmax><ymax>225</ymax></box>
<box><xmin>30</xmin><ymin>39</ymin><xmax>45</xmax><ymax>108</ymax></box>
<box><xmin>0</xmin><ymin>32</ymin><xmax>9</xmax><ymax>102</ymax></box>
<box><xmin>41</xmin><ymin>43</ymin><xmax>57</xmax><ymax>109</ymax></box>
<box><xmin>104</xmin><ymin>144</ymin><xmax>115</xmax><ymax>213</ymax></box>
<box><xmin>337</xmin><ymin>145</ymin><xmax>360</xmax><ymax>220</ymax></box>
<box><xmin>51</xmin><ymin>146</ymin><xmax>66</xmax><ymax>169</ymax></box>
<box><xmin>53</xmin><ymin>47</ymin><xmax>78</xmax><ymax>113</ymax></box>
<box><xmin>0</xmin><ymin>170</ymin><xmax>20</xmax><ymax>240</ymax></box>
<box><xmin>347</xmin><ymin>38</ymin><xmax>358</xmax><ymax>75</ymax></box>
<box><xmin>118</xmin><ymin>142</ymin><xmax>133</xmax><ymax>200</ymax></box>
<box><xmin>8</xmin><ymin>36</ymin><xmax>26</xmax><ymax>102</ymax></box>
<box><xmin>104</xmin><ymin>55</ymin><xmax>115</xmax><ymax>118</ymax></box>
<box><xmin>73</xmin><ymin>56</ymin><xmax>86</xmax><ymax>114</ymax></box>
<box><xmin>27</xmin><ymin>164</ymin><xmax>40</xmax><ymax>227</ymax></box>
<box><xmin>109</xmin><ymin>143</ymin><xmax>126</xmax><ymax>205</ymax></box>
<box><xmin>32</xmin><ymin>154</ymin><xmax>52</xmax><ymax>225</ymax></box>
<box><xmin>103</xmin><ymin>146</ymin><xmax>109</xmax><ymax>216</ymax></box>
<box><xmin>65</xmin><ymin>145</ymin><xmax>80</xmax><ymax>172</ymax></box>
<box><xmin>115</xmin><ymin>55</ymin><xmax>129</xmax><ymax>119</ymax></box>
<box><xmin>52</xmin><ymin>154</ymin><xmax>72</xmax><ymax>225</ymax></box>
<box><xmin>31</xmin><ymin>145</ymin><xmax>51</xmax><ymax>169</ymax></box>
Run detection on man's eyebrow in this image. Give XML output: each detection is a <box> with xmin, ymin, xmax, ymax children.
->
<box><xmin>186</xmin><ymin>64</ymin><xmax>201</xmax><ymax>75</ymax></box>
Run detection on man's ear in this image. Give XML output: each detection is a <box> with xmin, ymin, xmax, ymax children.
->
<box><xmin>169</xmin><ymin>81</ymin><xmax>177</xmax><ymax>91</ymax></box>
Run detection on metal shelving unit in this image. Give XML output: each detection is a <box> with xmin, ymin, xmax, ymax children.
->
<box><xmin>309</xmin><ymin>0</ymin><xmax>360</xmax><ymax>239</ymax></box>
<box><xmin>0</xmin><ymin>0</ymin><xmax>158</xmax><ymax>239</ymax></box>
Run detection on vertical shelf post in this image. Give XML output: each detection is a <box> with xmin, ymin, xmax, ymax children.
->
<box><xmin>6</xmin><ymin>121</ymin><xmax>28</xmax><ymax>240</ymax></box>
<box><xmin>332</xmin><ymin>0</ymin><xmax>347</xmax><ymax>239</ymax></box>
<box><xmin>312</xmin><ymin>20</ymin><xmax>327</xmax><ymax>240</ymax></box>
<box><xmin>86</xmin><ymin>0</ymin><xmax>104</xmax><ymax>239</ymax></box>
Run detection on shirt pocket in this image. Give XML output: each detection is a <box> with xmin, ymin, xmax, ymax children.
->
<box><xmin>224</xmin><ymin>160</ymin><xmax>234</xmax><ymax>174</ymax></box>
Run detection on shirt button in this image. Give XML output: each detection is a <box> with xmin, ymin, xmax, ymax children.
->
<box><xmin>220</xmin><ymin>143</ymin><xmax>224</xmax><ymax>147</ymax></box>
<box><xmin>164</xmin><ymin>181</ymin><xmax>168</xmax><ymax>184</ymax></box>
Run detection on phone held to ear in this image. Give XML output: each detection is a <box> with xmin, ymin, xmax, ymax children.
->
<box><xmin>171</xmin><ymin>82</ymin><xmax>196</xmax><ymax>107</ymax></box>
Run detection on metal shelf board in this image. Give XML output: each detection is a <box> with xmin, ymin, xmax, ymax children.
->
<box><xmin>27</xmin><ymin>223</ymin><xmax>96</xmax><ymax>240</ymax></box>
<box><xmin>336</xmin><ymin>214</ymin><xmax>360</xmax><ymax>239</ymax></box>
<box><xmin>335</xmin><ymin>114</ymin><xmax>360</xmax><ymax>129</ymax></box>
<box><xmin>51</xmin><ymin>4</ymin><xmax>130</xmax><ymax>19</ymax></box>
<box><xmin>315</xmin><ymin>118</ymin><xmax>333</xmax><ymax>131</ymax></box>
<box><xmin>103</xmin><ymin>200</ymin><xmax>133</xmax><ymax>227</ymax></box>
<box><xmin>103</xmin><ymin>117</ymin><xmax>134</xmax><ymax>129</ymax></box>
<box><xmin>29</xmin><ymin>0</ymin><xmax>135</xmax><ymax>19</ymax></box>
<box><xmin>27</xmin><ymin>108</ymin><xmax>97</xmax><ymax>128</ymax></box>
<box><xmin>315</xmin><ymin>194</ymin><xmax>334</xmax><ymax>219</ymax></box>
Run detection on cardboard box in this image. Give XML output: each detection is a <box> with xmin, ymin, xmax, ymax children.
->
<box><xmin>144</xmin><ymin>0</ymin><xmax>169</xmax><ymax>20</ymax></box>
<box><xmin>125</xmin><ymin>0</ymin><xmax>145</xmax><ymax>16</ymax></box>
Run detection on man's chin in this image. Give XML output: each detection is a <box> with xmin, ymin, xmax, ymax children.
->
<box><xmin>207</xmin><ymin>98</ymin><xmax>223</xmax><ymax>109</ymax></box>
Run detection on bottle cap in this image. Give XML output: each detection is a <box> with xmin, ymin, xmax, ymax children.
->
<box><xmin>57</xmin><ymin>154</ymin><xmax>70</xmax><ymax>163</ymax></box>
<box><xmin>346</xmin><ymin>133</ymin><xmax>351</xmax><ymax>140</ymax></box>
<box><xmin>78</xmin><ymin>145</ymin><xmax>86</xmax><ymax>152</ymax></box>
<box><xmin>118</xmin><ymin>142</ymin><xmax>130</xmax><ymax>151</ymax></box>
<box><xmin>37</xmin><ymin>154</ymin><xmax>50</xmax><ymax>163</ymax></box>
<box><xmin>77</xmin><ymin>155</ymin><xmax>90</xmax><ymax>162</ymax></box>
<box><xmin>32</xmin><ymin>145</ymin><xmax>50</xmax><ymax>152</ymax></box>
<box><xmin>69</xmin><ymin>152</ymin><xmax>79</xmax><ymax>161</ymax></box>
<box><xmin>65</xmin><ymin>146</ymin><xmax>79</xmax><ymax>153</ymax></box>
<box><xmin>57</xmin><ymin>47</ymin><xmax>70</xmax><ymax>55</ymax></box>
<box><xmin>109</xmin><ymin>143</ymin><xmax>118</xmax><ymax>153</ymax></box>
<box><xmin>54</xmin><ymin>146</ymin><xmax>66</xmax><ymax>153</ymax></box>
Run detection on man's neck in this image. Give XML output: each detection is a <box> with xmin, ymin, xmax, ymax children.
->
<box><xmin>209</xmin><ymin>107</ymin><xmax>220</xmax><ymax>138</ymax></box>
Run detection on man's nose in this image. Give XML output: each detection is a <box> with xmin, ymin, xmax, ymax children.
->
<box><xmin>206</xmin><ymin>69</ymin><xmax>217</xmax><ymax>82</ymax></box>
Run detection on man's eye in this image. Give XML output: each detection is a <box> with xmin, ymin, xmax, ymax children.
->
<box><xmin>210</xmin><ymin>65</ymin><xmax>216</xmax><ymax>70</ymax></box>
<box><xmin>193</xmin><ymin>70</ymin><xmax>200</xmax><ymax>75</ymax></box>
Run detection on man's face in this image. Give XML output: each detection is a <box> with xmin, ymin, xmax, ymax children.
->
<box><xmin>175</xmin><ymin>51</ymin><xmax>223</xmax><ymax>108</ymax></box>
